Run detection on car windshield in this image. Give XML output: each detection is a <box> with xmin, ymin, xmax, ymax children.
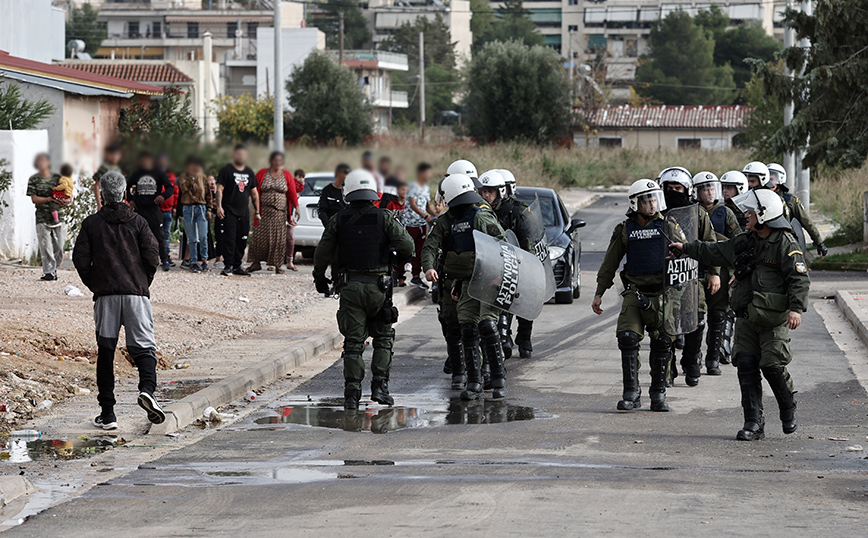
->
<box><xmin>514</xmin><ymin>194</ymin><xmax>559</xmax><ymax>228</ymax></box>
<box><xmin>301</xmin><ymin>176</ymin><xmax>335</xmax><ymax>197</ymax></box>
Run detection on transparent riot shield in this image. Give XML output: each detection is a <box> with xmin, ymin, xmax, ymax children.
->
<box><xmin>468</xmin><ymin>230</ymin><xmax>547</xmax><ymax>320</ymax></box>
<box><xmin>662</xmin><ymin>204</ymin><xmax>700</xmax><ymax>336</ymax></box>
<box><xmin>521</xmin><ymin>197</ymin><xmax>557</xmax><ymax>301</ymax></box>
<box><xmin>790</xmin><ymin>219</ymin><xmax>807</xmax><ymax>251</ymax></box>
<box><xmin>504</xmin><ymin>229</ymin><xmax>520</xmax><ymax>247</ymax></box>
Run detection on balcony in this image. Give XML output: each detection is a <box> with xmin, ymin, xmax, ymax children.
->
<box><xmin>370</xmin><ymin>91</ymin><xmax>409</xmax><ymax>109</ymax></box>
<box><xmin>330</xmin><ymin>50</ymin><xmax>409</xmax><ymax>72</ymax></box>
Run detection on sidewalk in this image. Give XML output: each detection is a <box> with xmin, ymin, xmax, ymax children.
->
<box><xmin>835</xmin><ymin>290</ymin><xmax>868</xmax><ymax>349</ymax></box>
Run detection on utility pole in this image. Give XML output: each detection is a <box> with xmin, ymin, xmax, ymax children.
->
<box><xmin>339</xmin><ymin>13</ymin><xmax>344</xmax><ymax>65</ymax></box>
<box><xmin>783</xmin><ymin>0</ymin><xmax>796</xmax><ymax>192</ymax></box>
<box><xmin>797</xmin><ymin>0</ymin><xmax>812</xmax><ymax>208</ymax></box>
<box><xmin>273</xmin><ymin>0</ymin><xmax>283</xmax><ymax>151</ymax></box>
<box><xmin>203</xmin><ymin>32</ymin><xmax>213</xmax><ymax>142</ymax></box>
<box><xmin>419</xmin><ymin>31</ymin><xmax>425</xmax><ymax>143</ymax></box>
<box><xmin>568</xmin><ymin>30</ymin><xmax>575</xmax><ymax>103</ymax></box>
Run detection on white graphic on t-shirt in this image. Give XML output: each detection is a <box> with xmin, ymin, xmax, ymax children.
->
<box><xmin>234</xmin><ymin>172</ymin><xmax>249</xmax><ymax>193</ymax></box>
<box><xmin>137</xmin><ymin>175</ymin><xmax>157</xmax><ymax>196</ymax></box>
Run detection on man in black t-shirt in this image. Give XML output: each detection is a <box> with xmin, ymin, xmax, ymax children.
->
<box><xmin>215</xmin><ymin>144</ymin><xmax>260</xmax><ymax>276</ymax></box>
<box><xmin>317</xmin><ymin>163</ymin><xmax>349</xmax><ymax>227</ymax></box>
<box><xmin>128</xmin><ymin>152</ymin><xmax>170</xmax><ymax>270</ymax></box>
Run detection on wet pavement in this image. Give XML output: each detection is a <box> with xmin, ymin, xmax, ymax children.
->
<box><xmin>0</xmin><ymin>435</ymin><xmax>124</xmax><ymax>464</ymax></box>
<box><xmin>4</xmin><ymin>195</ymin><xmax>868</xmax><ymax>537</ymax></box>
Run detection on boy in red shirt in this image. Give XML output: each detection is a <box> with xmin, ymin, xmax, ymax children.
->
<box><xmin>383</xmin><ymin>182</ymin><xmax>408</xmax><ymax>286</ymax></box>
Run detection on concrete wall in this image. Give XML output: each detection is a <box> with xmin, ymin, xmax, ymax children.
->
<box><xmin>0</xmin><ymin>130</ymin><xmax>49</xmax><ymax>261</ymax></box>
<box><xmin>580</xmin><ymin>128</ymin><xmax>739</xmax><ymax>151</ymax></box>
<box><xmin>0</xmin><ymin>0</ymin><xmax>65</xmax><ymax>63</ymax></box>
<box><xmin>7</xmin><ymin>81</ymin><xmax>67</xmax><ymax>168</ymax></box>
<box><xmin>173</xmin><ymin>60</ymin><xmax>221</xmax><ymax>141</ymax></box>
<box><xmin>256</xmin><ymin>27</ymin><xmax>325</xmax><ymax>100</ymax></box>
<box><xmin>63</xmin><ymin>96</ymin><xmax>103</xmax><ymax>180</ymax></box>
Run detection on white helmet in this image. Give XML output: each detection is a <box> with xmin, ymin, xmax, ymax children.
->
<box><xmin>656</xmin><ymin>166</ymin><xmax>691</xmax><ymax>183</ymax></box>
<box><xmin>732</xmin><ymin>188</ymin><xmax>790</xmax><ymax>228</ymax></box>
<box><xmin>497</xmin><ymin>169</ymin><xmax>517</xmax><ymax>196</ymax></box>
<box><xmin>478</xmin><ymin>169</ymin><xmax>506</xmax><ymax>199</ymax></box>
<box><xmin>439</xmin><ymin>173</ymin><xmax>482</xmax><ymax>207</ymax></box>
<box><xmin>692</xmin><ymin>171</ymin><xmax>721</xmax><ymax>204</ymax></box>
<box><xmin>659</xmin><ymin>167</ymin><xmax>694</xmax><ymax>196</ymax></box>
<box><xmin>743</xmin><ymin>161</ymin><xmax>770</xmax><ymax>187</ymax></box>
<box><xmin>719</xmin><ymin>170</ymin><xmax>748</xmax><ymax>196</ymax></box>
<box><xmin>446</xmin><ymin>159</ymin><xmax>481</xmax><ymax>189</ymax></box>
<box><xmin>628</xmin><ymin>179</ymin><xmax>667</xmax><ymax>216</ymax></box>
<box><xmin>767</xmin><ymin>163</ymin><xmax>786</xmax><ymax>186</ymax></box>
<box><xmin>343</xmin><ymin>169</ymin><xmax>379</xmax><ymax>202</ymax></box>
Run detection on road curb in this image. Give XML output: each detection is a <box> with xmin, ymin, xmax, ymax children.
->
<box><xmin>834</xmin><ymin>290</ymin><xmax>868</xmax><ymax>349</ymax></box>
<box><xmin>0</xmin><ymin>476</ymin><xmax>34</xmax><ymax>507</ymax></box>
<box><xmin>148</xmin><ymin>285</ymin><xmax>428</xmax><ymax>435</ymax></box>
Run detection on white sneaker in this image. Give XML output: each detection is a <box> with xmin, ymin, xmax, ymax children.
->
<box><xmin>137</xmin><ymin>392</ymin><xmax>166</xmax><ymax>424</ymax></box>
<box><xmin>93</xmin><ymin>415</ymin><xmax>118</xmax><ymax>430</ymax></box>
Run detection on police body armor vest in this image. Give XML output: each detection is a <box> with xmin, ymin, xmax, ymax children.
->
<box><xmin>709</xmin><ymin>204</ymin><xmax>727</xmax><ymax>236</ymax></box>
<box><xmin>624</xmin><ymin>218</ymin><xmax>667</xmax><ymax>276</ymax></box>
<box><xmin>443</xmin><ymin>206</ymin><xmax>480</xmax><ymax>253</ymax></box>
<box><xmin>335</xmin><ymin>205</ymin><xmax>389</xmax><ymax>270</ymax></box>
<box><xmin>495</xmin><ymin>199</ymin><xmax>523</xmax><ymax>232</ymax></box>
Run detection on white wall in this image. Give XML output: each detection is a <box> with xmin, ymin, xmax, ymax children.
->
<box><xmin>0</xmin><ymin>130</ymin><xmax>49</xmax><ymax>262</ymax></box>
<box><xmin>256</xmin><ymin>27</ymin><xmax>325</xmax><ymax>100</ymax></box>
<box><xmin>0</xmin><ymin>0</ymin><xmax>66</xmax><ymax>62</ymax></box>
<box><xmin>173</xmin><ymin>60</ymin><xmax>221</xmax><ymax>141</ymax></box>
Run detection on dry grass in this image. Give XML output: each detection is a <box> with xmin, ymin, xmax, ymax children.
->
<box><xmin>811</xmin><ymin>164</ymin><xmax>868</xmax><ymax>243</ymax></box>
<box><xmin>249</xmin><ymin>139</ymin><xmax>753</xmax><ymax>189</ymax></box>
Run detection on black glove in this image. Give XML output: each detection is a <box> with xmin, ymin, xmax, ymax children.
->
<box><xmin>817</xmin><ymin>242</ymin><xmax>828</xmax><ymax>257</ymax></box>
<box><xmin>315</xmin><ymin>277</ymin><xmax>332</xmax><ymax>296</ymax></box>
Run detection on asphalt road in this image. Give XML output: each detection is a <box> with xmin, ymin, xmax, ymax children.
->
<box><xmin>7</xmin><ymin>196</ymin><xmax>868</xmax><ymax>537</ymax></box>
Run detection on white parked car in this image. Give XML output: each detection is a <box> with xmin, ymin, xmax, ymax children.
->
<box><xmin>293</xmin><ymin>172</ymin><xmax>335</xmax><ymax>259</ymax></box>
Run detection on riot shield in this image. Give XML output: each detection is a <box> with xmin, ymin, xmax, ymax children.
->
<box><xmin>662</xmin><ymin>204</ymin><xmax>700</xmax><ymax>336</ymax></box>
<box><xmin>468</xmin><ymin>230</ymin><xmax>547</xmax><ymax>320</ymax></box>
<box><xmin>790</xmin><ymin>219</ymin><xmax>807</xmax><ymax>251</ymax></box>
<box><xmin>504</xmin><ymin>229</ymin><xmax>520</xmax><ymax>247</ymax></box>
<box><xmin>521</xmin><ymin>197</ymin><xmax>557</xmax><ymax>301</ymax></box>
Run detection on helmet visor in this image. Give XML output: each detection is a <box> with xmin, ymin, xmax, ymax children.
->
<box><xmin>769</xmin><ymin>170</ymin><xmax>784</xmax><ymax>186</ymax></box>
<box><xmin>633</xmin><ymin>190</ymin><xmax>666</xmax><ymax>215</ymax></box>
<box><xmin>695</xmin><ymin>182</ymin><xmax>721</xmax><ymax>204</ymax></box>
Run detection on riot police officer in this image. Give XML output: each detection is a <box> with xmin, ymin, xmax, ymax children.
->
<box><xmin>422</xmin><ymin>174</ymin><xmax>508</xmax><ymax>400</ymax></box>
<box><xmin>720</xmin><ymin>170</ymin><xmax>749</xmax><ymax>232</ymax></box>
<box><xmin>659</xmin><ymin>168</ymin><xmax>720</xmax><ymax>387</ymax></box>
<box><xmin>592</xmin><ymin>180</ymin><xmax>683</xmax><ymax>412</ymax></box>
<box><xmin>671</xmin><ymin>189</ymin><xmax>810</xmax><ymax>440</ymax></box>
<box><xmin>693</xmin><ymin>171</ymin><xmax>741</xmax><ymax>374</ymax></box>
<box><xmin>766</xmin><ymin>163</ymin><xmax>828</xmax><ymax>257</ymax></box>
<box><xmin>313</xmin><ymin>169</ymin><xmax>415</xmax><ymax>410</ymax></box>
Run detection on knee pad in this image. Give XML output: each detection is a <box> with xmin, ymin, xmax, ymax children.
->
<box><xmin>446</xmin><ymin>323</ymin><xmax>461</xmax><ymax>341</ymax></box>
<box><xmin>460</xmin><ymin>322</ymin><xmax>478</xmax><ymax>341</ymax></box>
<box><xmin>478</xmin><ymin>318</ymin><xmax>498</xmax><ymax>339</ymax></box>
<box><xmin>617</xmin><ymin>331</ymin><xmax>641</xmax><ymax>351</ymax></box>
<box><xmin>736</xmin><ymin>353</ymin><xmax>759</xmax><ymax>372</ymax></box>
<box><xmin>708</xmin><ymin>309</ymin><xmax>727</xmax><ymax>324</ymax></box>
<box><xmin>649</xmin><ymin>334</ymin><xmax>672</xmax><ymax>353</ymax></box>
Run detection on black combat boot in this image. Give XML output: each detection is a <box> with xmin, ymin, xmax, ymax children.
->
<box><xmin>344</xmin><ymin>387</ymin><xmax>362</xmax><ymax>410</ymax></box>
<box><xmin>498</xmin><ymin>312</ymin><xmax>514</xmax><ymax>359</ymax></box>
<box><xmin>446</xmin><ymin>323</ymin><xmax>466</xmax><ymax>390</ymax></box>
<box><xmin>705</xmin><ymin>310</ymin><xmax>725</xmax><ymax>375</ymax></box>
<box><xmin>649</xmin><ymin>336</ymin><xmax>671</xmax><ymax>412</ymax></box>
<box><xmin>616</xmin><ymin>331</ymin><xmax>642</xmax><ymax>410</ymax></box>
<box><xmin>720</xmin><ymin>310</ymin><xmax>735</xmax><ymax>365</ymax></box>
<box><xmin>736</xmin><ymin>354</ymin><xmax>765</xmax><ymax>441</ymax></box>
<box><xmin>371</xmin><ymin>378</ymin><xmax>394</xmax><ymax>406</ymax></box>
<box><xmin>460</xmin><ymin>323</ymin><xmax>483</xmax><ymax>400</ymax></box>
<box><xmin>762</xmin><ymin>365</ymin><xmax>797</xmax><ymax>434</ymax></box>
<box><xmin>515</xmin><ymin>318</ymin><xmax>533</xmax><ymax>359</ymax></box>
<box><xmin>480</xmin><ymin>319</ymin><xmax>507</xmax><ymax>399</ymax></box>
<box><xmin>681</xmin><ymin>320</ymin><xmax>705</xmax><ymax>387</ymax></box>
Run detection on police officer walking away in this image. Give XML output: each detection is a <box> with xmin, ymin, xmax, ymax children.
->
<box><xmin>693</xmin><ymin>171</ymin><xmax>741</xmax><ymax>375</ymax></box>
<box><xmin>313</xmin><ymin>170</ymin><xmax>414</xmax><ymax>410</ymax></box>
<box><xmin>670</xmin><ymin>189</ymin><xmax>810</xmax><ymax>440</ymax></box>
<box><xmin>422</xmin><ymin>174</ymin><xmax>508</xmax><ymax>400</ymax></box>
<box><xmin>766</xmin><ymin>163</ymin><xmax>828</xmax><ymax>257</ymax></box>
<box><xmin>592</xmin><ymin>180</ymin><xmax>682</xmax><ymax>412</ymax></box>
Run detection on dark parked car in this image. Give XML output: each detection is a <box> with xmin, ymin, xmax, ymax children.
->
<box><xmin>514</xmin><ymin>187</ymin><xmax>586</xmax><ymax>304</ymax></box>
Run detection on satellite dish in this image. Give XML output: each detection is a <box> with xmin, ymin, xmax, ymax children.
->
<box><xmin>67</xmin><ymin>39</ymin><xmax>86</xmax><ymax>58</ymax></box>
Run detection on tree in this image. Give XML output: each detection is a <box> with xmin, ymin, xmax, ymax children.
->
<box><xmin>466</xmin><ymin>40</ymin><xmax>571</xmax><ymax>144</ymax></box>
<box><xmin>750</xmin><ymin>1</ymin><xmax>868</xmax><ymax>169</ymax></box>
<box><xmin>635</xmin><ymin>10</ymin><xmax>736</xmax><ymax>105</ymax></box>
<box><xmin>307</xmin><ymin>0</ymin><xmax>371</xmax><ymax>50</ymax></box>
<box><xmin>380</xmin><ymin>14</ymin><xmax>456</xmax><ymax>70</ymax></box>
<box><xmin>66</xmin><ymin>2</ymin><xmax>106</xmax><ymax>56</ymax></box>
<box><xmin>212</xmin><ymin>93</ymin><xmax>274</xmax><ymax>144</ymax></box>
<box><xmin>475</xmin><ymin>0</ymin><xmax>544</xmax><ymax>52</ymax></box>
<box><xmin>735</xmin><ymin>66</ymin><xmax>785</xmax><ymax>161</ymax></box>
<box><xmin>286</xmin><ymin>51</ymin><xmax>371</xmax><ymax>145</ymax></box>
<box><xmin>470</xmin><ymin>0</ymin><xmax>495</xmax><ymax>48</ymax></box>
<box><xmin>118</xmin><ymin>87</ymin><xmax>200</xmax><ymax>169</ymax></box>
<box><xmin>696</xmin><ymin>5</ymin><xmax>781</xmax><ymax>89</ymax></box>
<box><xmin>0</xmin><ymin>82</ymin><xmax>55</xmax><ymax>130</ymax></box>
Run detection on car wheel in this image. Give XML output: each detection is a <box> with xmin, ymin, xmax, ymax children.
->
<box><xmin>555</xmin><ymin>290</ymin><xmax>573</xmax><ymax>304</ymax></box>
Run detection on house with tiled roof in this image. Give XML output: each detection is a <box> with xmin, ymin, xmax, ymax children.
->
<box><xmin>574</xmin><ymin>105</ymin><xmax>753</xmax><ymax>151</ymax></box>
<box><xmin>60</xmin><ymin>61</ymin><xmax>195</xmax><ymax>88</ymax></box>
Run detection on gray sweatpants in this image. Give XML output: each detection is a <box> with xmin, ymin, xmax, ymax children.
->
<box><xmin>36</xmin><ymin>222</ymin><xmax>66</xmax><ymax>276</ymax></box>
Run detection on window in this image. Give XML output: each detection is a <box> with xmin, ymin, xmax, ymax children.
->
<box><xmin>152</xmin><ymin>21</ymin><xmax>161</xmax><ymax>37</ymax></box>
<box><xmin>568</xmin><ymin>25</ymin><xmax>578</xmax><ymax>32</ymax></box>
<box><xmin>599</xmin><ymin>137</ymin><xmax>623</xmax><ymax>148</ymax></box>
<box><xmin>678</xmin><ymin>138</ymin><xmax>701</xmax><ymax>150</ymax></box>
<box><xmin>187</xmin><ymin>22</ymin><xmax>199</xmax><ymax>38</ymax></box>
<box><xmin>227</xmin><ymin>21</ymin><xmax>238</xmax><ymax>38</ymax></box>
<box><xmin>247</xmin><ymin>22</ymin><xmax>259</xmax><ymax>38</ymax></box>
<box><xmin>127</xmin><ymin>21</ymin><xmax>139</xmax><ymax>38</ymax></box>
<box><xmin>568</xmin><ymin>0</ymin><xmax>578</xmax><ymax>5</ymax></box>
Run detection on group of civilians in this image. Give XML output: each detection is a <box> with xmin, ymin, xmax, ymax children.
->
<box><xmin>27</xmin><ymin>144</ymin><xmax>437</xmax><ymax>284</ymax></box>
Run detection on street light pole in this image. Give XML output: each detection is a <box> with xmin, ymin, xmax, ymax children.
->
<box><xmin>419</xmin><ymin>31</ymin><xmax>425</xmax><ymax>143</ymax></box>
<box><xmin>274</xmin><ymin>0</ymin><xmax>283</xmax><ymax>151</ymax></box>
<box><xmin>783</xmin><ymin>0</ymin><xmax>796</xmax><ymax>194</ymax></box>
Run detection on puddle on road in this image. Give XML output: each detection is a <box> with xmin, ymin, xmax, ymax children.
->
<box><xmin>252</xmin><ymin>397</ymin><xmax>542</xmax><ymax>434</ymax></box>
<box><xmin>158</xmin><ymin>379</ymin><xmax>218</xmax><ymax>400</ymax></box>
<box><xmin>0</xmin><ymin>435</ymin><xmax>124</xmax><ymax>463</ymax></box>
